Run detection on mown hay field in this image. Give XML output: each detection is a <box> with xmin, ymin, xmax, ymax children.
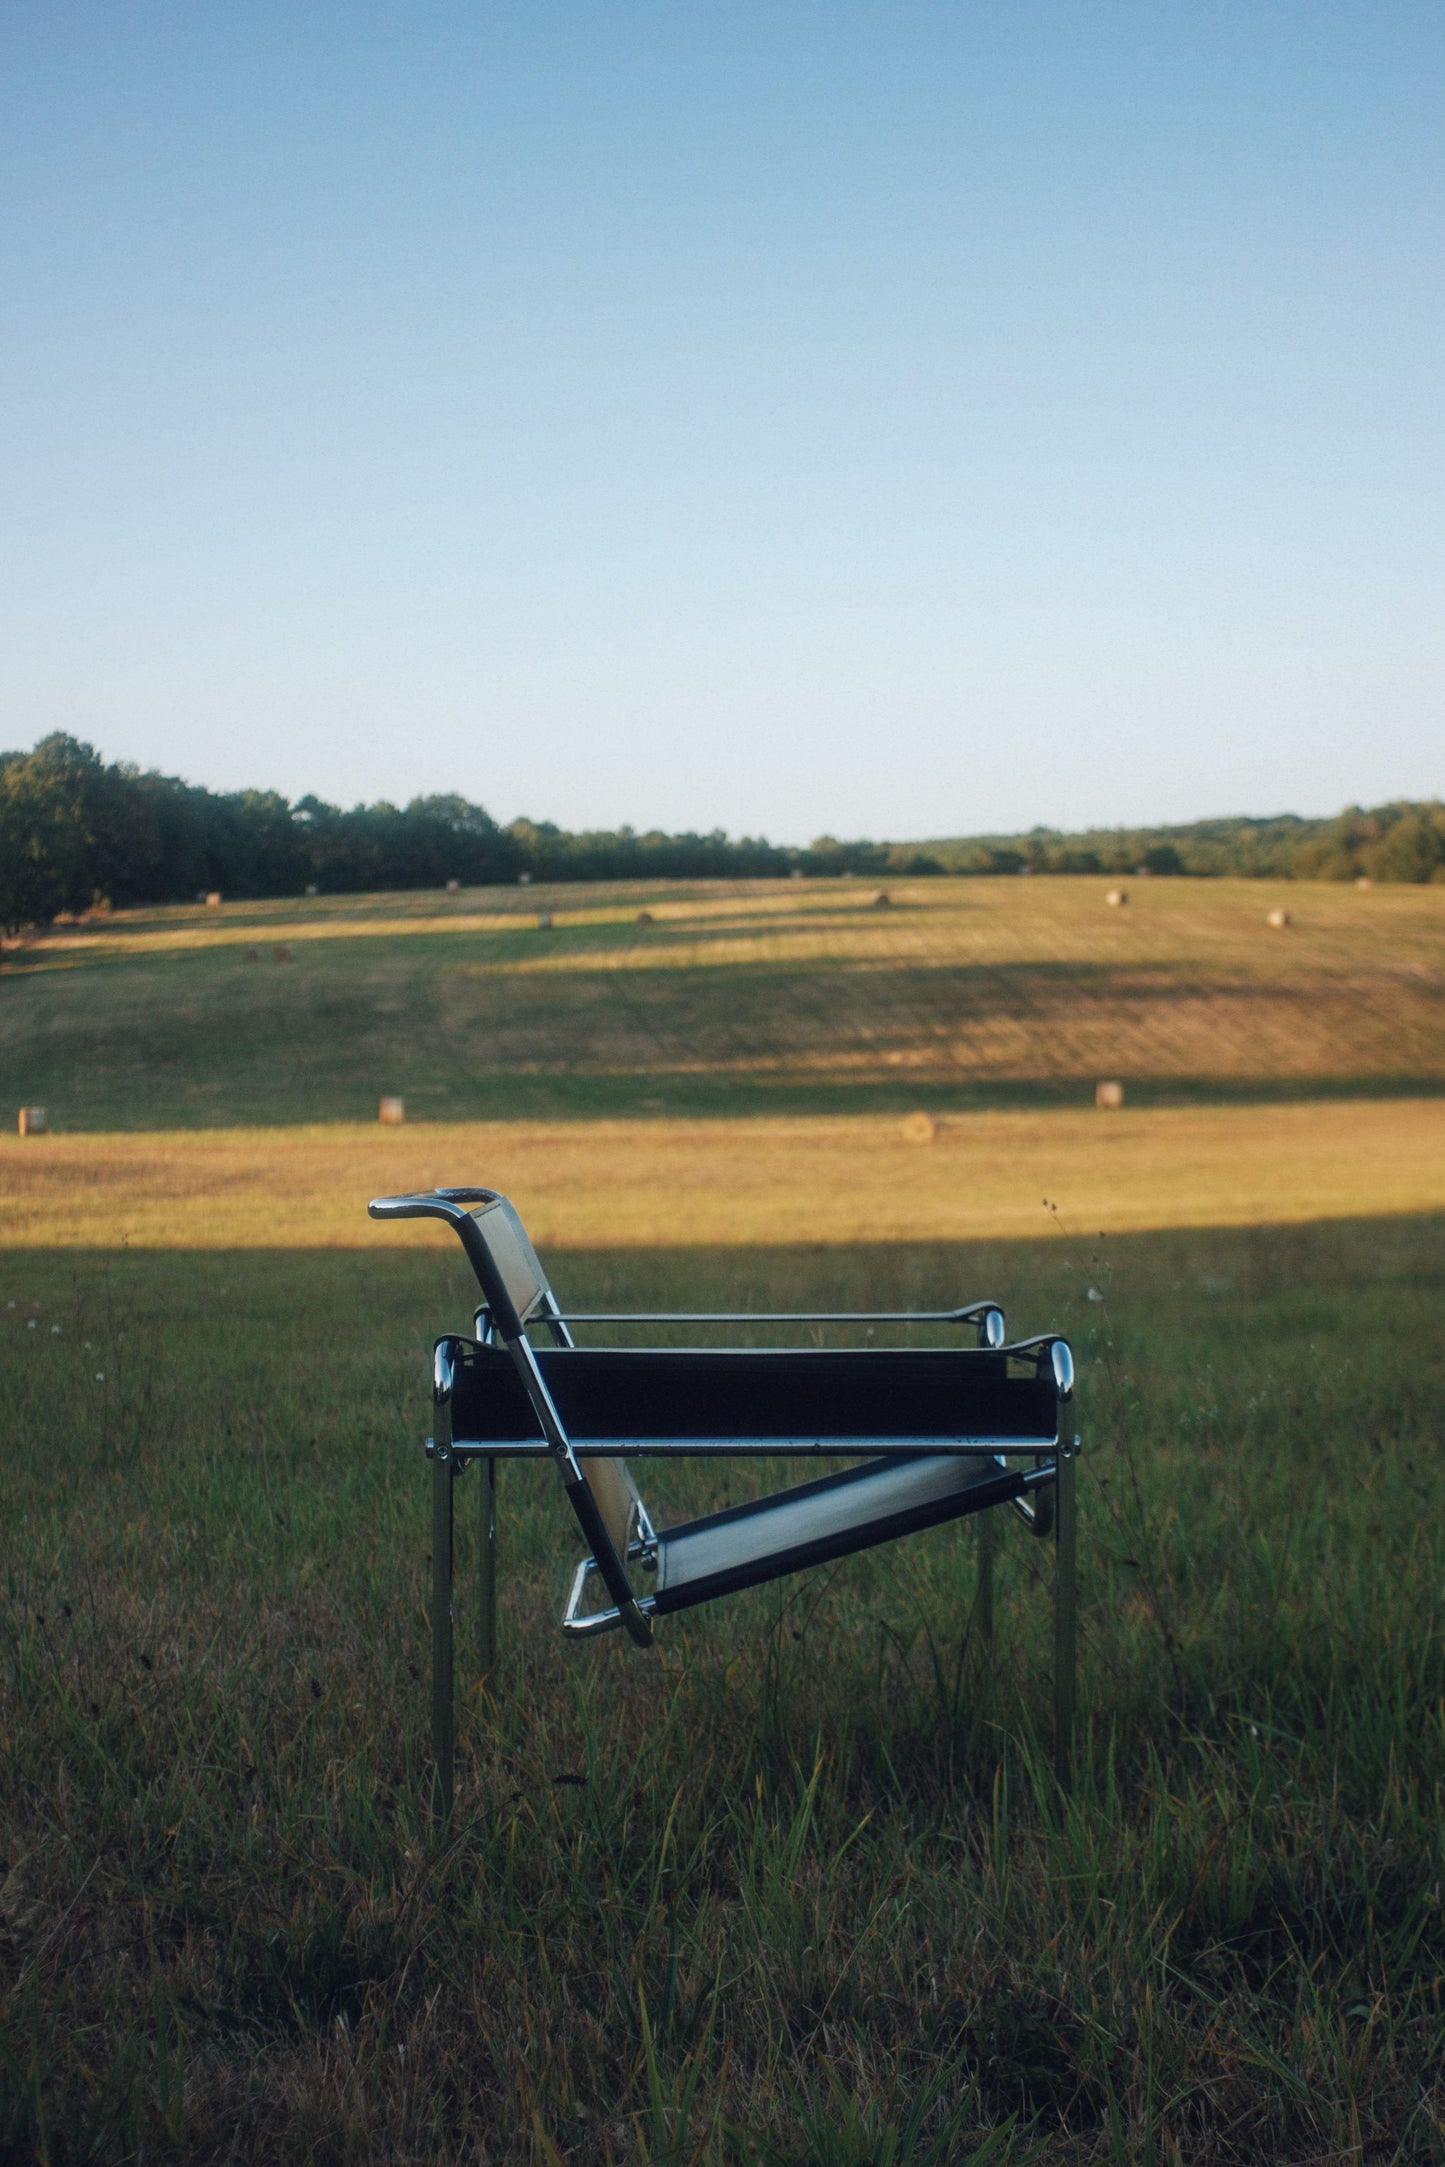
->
<box><xmin>3</xmin><ymin>874</ymin><xmax>1442</xmax><ymax>1128</ymax></box>
<box><xmin>1</xmin><ymin>875</ymin><xmax>1442</xmax><ymax>2164</ymax></box>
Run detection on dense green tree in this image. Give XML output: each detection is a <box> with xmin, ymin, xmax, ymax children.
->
<box><xmin>1367</xmin><ymin>807</ymin><xmax>1445</xmax><ymax>883</ymax></box>
<box><xmin>0</xmin><ymin>734</ymin><xmax>116</xmax><ymax>928</ymax></box>
<box><xmin>1</xmin><ymin>731</ymin><xmax>1442</xmax><ymax>929</ymax></box>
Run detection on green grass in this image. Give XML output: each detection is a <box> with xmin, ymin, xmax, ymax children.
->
<box><xmin>4</xmin><ymin>875</ymin><xmax>1444</xmax><ymax>1128</ymax></box>
<box><xmin>2</xmin><ymin>1220</ymin><xmax>1442</xmax><ymax>2162</ymax></box>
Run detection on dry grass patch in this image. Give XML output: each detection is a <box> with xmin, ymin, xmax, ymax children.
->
<box><xmin>3</xmin><ymin>1099</ymin><xmax>1444</xmax><ymax>1251</ymax></box>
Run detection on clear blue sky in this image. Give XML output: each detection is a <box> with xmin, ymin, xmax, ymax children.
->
<box><xmin>2</xmin><ymin>3</ymin><xmax>1441</xmax><ymax>842</ymax></box>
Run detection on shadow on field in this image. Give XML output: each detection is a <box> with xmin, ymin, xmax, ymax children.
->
<box><xmin>6</xmin><ymin>913</ymin><xmax>1445</xmax><ymax>1127</ymax></box>
<box><xmin>2</xmin><ymin>1219</ymin><xmax>1443</xmax><ymax>2162</ymax></box>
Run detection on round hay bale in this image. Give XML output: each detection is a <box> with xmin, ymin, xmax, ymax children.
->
<box><xmin>378</xmin><ymin>1097</ymin><xmax>406</xmax><ymax>1125</ymax></box>
<box><xmin>17</xmin><ymin>1106</ymin><xmax>47</xmax><ymax>1136</ymax></box>
<box><xmin>204</xmin><ymin>891</ymin><xmax>222</xmax><ymax>908</ymax></box>
<box><xmin>635</xmin><ymin>909</ymin><xmax>654</xmax><ymax>925</ymax></box>
<box><xmin>1355</xmin><ymin>875</ymin><xmax>1373</xmax><ymax>891</ymax></box>
<box><xmin>518</xmin><ymin>872</ymin><xmax>533</xmax><ymax>886</ymax></box>
<box><xmin>1095</xmin><ymin>1079</ymin><xmax>1125</xmax><ymax>1110</ymax></box>
<box><xmin>272</xmin><ymin>943</ymin><xmax>294</xmax><ymax>962</ymax></box>
<box><xmin>1105</xmin><ymin>888</ymin><xmax>1128</xmax><ymax>908</ymax></box>
<box><xmin>900</xmin><ymin>1110</ymin><xmax>938</xmax><ymax>1144</ymax></box>
<box><xmin>871</xmin><ymin>890</ymin><xmax>892</xmax><ymax>908</ymax></box>
<box><xmin>1266</xmin><ymin>908</ymin><xmax>1291</xmax><ymax>929</ymax></box>
<box><xmin>445</xmin><ymin>878</ymin><xmax>461</xmax><ymax>893</ymax></box>
<box><xmin>243</xmin><ymin>945</ymin><xmax>260</xmax><ymax>962</ymax></box>
<box><xmin>537</xmin><ymin>910</ymin><xmax>554</xmax><ymax>931</ymax></box>
<box><xmin>304</xmin><ymin>883</ymin><xmax>319</xmax><ymax>897</ymax></box>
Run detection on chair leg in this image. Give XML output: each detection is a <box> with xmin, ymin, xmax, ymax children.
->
<box><xmin>478</xmin><ymin>1455</ymin><xmax>497</xmax><ymax>1684</ymax></box>
<box><xmin>1053</xmin><ymin>1446</ymin><xmax>1077</xmax><ymax>1790</ymax></box>
<box><xmin>432</xmin><ymin>1448</ymin><xmax>455</xmax><ymax>1821</ymax></box>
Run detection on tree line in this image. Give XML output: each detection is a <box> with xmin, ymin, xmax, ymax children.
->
<box><xmin>923</xmin><ymin>802</ymin><xmax>1445</xmax><ymax>883</ymax></box>
<box><xmin>1</xmin><ymin>732</ymin><xmax>1441</xmax><ymax>930</ymax></box>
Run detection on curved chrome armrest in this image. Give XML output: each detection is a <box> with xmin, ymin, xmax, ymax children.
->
<box><xmin>369</xmin><ymin>1188</ymin><xmax>501</xmax><ymax>1224</ymax></box>
<box><xmin>1006</xmin><ymin>1335</ymin><xmax>1075</xmax><ymax>1399</ymax></box>
<box><xmin>369</xmin><ymin>1191</ymin><xmax>526</xmax><ymax>1336</ymax></box>
<box><xmin>553</xmin><ymin>1301</ymin><xmax>1007</xmax><ymax>1348</ymax></box>
<box><xmin>555</xmin><ymin>1301</ymin><xmax>1001</xmax><ymax>1323</ymax></box>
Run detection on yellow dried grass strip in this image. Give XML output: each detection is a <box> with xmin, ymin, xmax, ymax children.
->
<box><xmin>2</xmin><ymin>1099</ymin><xmax>1442</xmax><ymax>1251</ymax></box>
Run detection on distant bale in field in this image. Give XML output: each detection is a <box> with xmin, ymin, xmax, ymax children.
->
<box><xmin>1267</xmin><ymin>908</ymin><xmax>1291</xmax><ymax>929</ymax></box>
<box><xmin>243</xmin><ymin>945</ymin><xmax>260</xmax><ymax>962</ymax></box>
<box><xmin>635</xmin><ymin>909</ymin><xmax>654</xmax><ymax>925</ymax></box>
<box><xmin>205</xmin><ymin>891</ymin><xmax>222</xmax><ymax>908</ymax></box>
<box><xmin>537</xmin><ymin>910</ymin><xmax>554</xmax><ymax>930</ymax></box>
<box><xmin>900</xmin><ymin>1110</ymin><xmax>938</xmax><ymax>1144</ymax></box>
<box><xmin>378</xmin><ymin>1097</ymin><xmax>406</xmax><ymax>1125</ymax></box>
<box><xmin>1356</xmin><ymin>875</ymin><xmax>1373</xmax><ymax>891</ymax></box>
<box><xmin>17</xmin><ymin>1106</ymin><xmax>47</xmax><ymax>1136</ymax></box>
<box><xmin>445</xmin><ymin>878</ymin><xmax>461</xmax><ymax>893</ymax></box>
<box><xmin>1106</xmin><ymin>888</ymin><xmax>1128</xmax><ymax>908</ymax></box>
<box><xmin>304</xmin><ymin>883</ymin><xmax>318</xmax><ymax>896</ymax></box>
<box><xmin>272</xmin><ymin>943</ymin><xmax>294</xmax><ymax>962</ymax></box>
<box><xmin>518</xmin><ymin>872</ymin><xmax>533</xmax><ymax>886</ymax></box>
<box><xmin>1096</xmin><ymin>1079</ymin><xmax>1125</xmax><ymax>1110</ymax></box>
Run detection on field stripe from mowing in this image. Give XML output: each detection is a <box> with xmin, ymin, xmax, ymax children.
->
<box><xmin>1</xmin><ymin>1097</ymin><xmax>1441</xmax><ymax>1249</ymax></box>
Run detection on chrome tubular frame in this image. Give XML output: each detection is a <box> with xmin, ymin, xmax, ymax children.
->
<box><xmin>477</xmin><ymin>1303</ymin><xmax>1007</xmax><ymax>1347</ymax></box>
<box><xmin>447</xmin><ymin>1433</ymin><xmax>1055</xmax><ymax>1461</ymax></box>
<box><xmin>428</xmin><ymin>1337</ymin><xmax>457</xmax><ymax>1823</ymax></box>
<box><xmin>374</xmin><ymin>1188</ymin><xmax>1079</xmax><ymax>1818</ymax></box>
<box><xmin>1048</xmin><ymin>1339</ymin><xmax>1077</xmax><ymax>1786</ymax></box>
<box><xmin>546</xmin><ymin>1303</ymin><xmax>1009</xmax><ymax>1336</ymax></box>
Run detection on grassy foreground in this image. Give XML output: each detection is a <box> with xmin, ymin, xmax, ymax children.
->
<box><xmin>4</xmin><ymin>875</ymin><xmax>1443</xmax><ymax>1128</ymax></box>
<box><xmin>2</xmin><ymin>1218</ymin><xmax>1443</xmax><ymax>2163</ymax></box>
